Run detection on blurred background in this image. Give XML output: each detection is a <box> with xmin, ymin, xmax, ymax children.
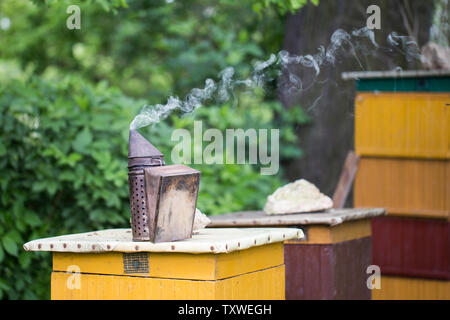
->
<box><xmin>0</xmin><ymin>0</ymin><xmax>448</xmax><ymax>299</ymax></box>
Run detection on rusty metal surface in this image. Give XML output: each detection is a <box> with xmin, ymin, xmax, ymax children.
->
<box><xmin>128</xmin><ymin>129</ymin><xmax>164</xmax><ymax>168</ymax></box>
<box><xmin>128</xmin><ymin>129</ymin><xmax>165</xmax><ymax>241</ymax></box>
<box><xmin>129</xmin><ymin>171</ymin><xmax>151</xmax><ymax>241</ymax></box>
<box><xmin>145</xmin><ymin>165</ymin><xmax>200</xmax><ymax>243</ymax></box>
<box><xmin>372</xmin><ymin>216</ymin><xmax>450</xmax><ymax>280</ymax></box>
<box><xmin>284</xmin><ymin>237</ymin><xmax>372</xmax><ymax>300</ymax></box>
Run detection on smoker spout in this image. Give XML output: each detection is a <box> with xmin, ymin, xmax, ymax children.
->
<box><xmin>128</xmin><ymin>129</ymin><xmax>165</xmax><ymax>168</ymax></box>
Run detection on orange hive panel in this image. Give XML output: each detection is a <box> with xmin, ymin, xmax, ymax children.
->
<box><xmin>354</xmin><ymin>157</ymin><xmax>450</xmax><ymax>219</ymax></box>
<box><xmin>355</xmin><ymin>93</ymin><xmax>449</xmax><ymax>159</ymax></box>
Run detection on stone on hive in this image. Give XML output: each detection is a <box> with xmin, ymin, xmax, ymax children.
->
<box><xmin>193</xmin><ymin>208</ymin><xmax>211</xmax><ymax>233</ymax></box>
<box><xmin>264</xmin><ymin>179</ymin><xmax>333</xmax><ymax>215</ymax></box>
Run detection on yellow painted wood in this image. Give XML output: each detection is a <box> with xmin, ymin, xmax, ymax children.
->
<box><xmin>51</xmin><ymin>242</ymin><xmax>285</xmax><ymax>300</ymax></box>
<box><xmin>355</xmin><ymin>93</ymin><xmax>450</xmax><ymax>159</ymax></box>
<box><xmin>52</xmin><ymin>242</ymin><xmax>283</xmax><ymax>281</ymax></box>
<box><xmin>51</xmin><ymin>265</ymin><xmax>285</xmax><ymax>300</ymax></box>
<box><xmin>354</xmin><ymin>157</ymin><xmax>450</xmax><ymax>219</ymax></box>
<box><xmin>285</xmin><ymin>219</ymin><xmax>372</xmax><ymax>245</ymax></box>
<box><xmin>372</xmin><ymin>276</ymin><xmax>450</xmax><ymax>300</ymax></box>
<box><xmin>215</xmin><ymin>242</ymin><xmax>283</xmax><ymax>279</ymax></box>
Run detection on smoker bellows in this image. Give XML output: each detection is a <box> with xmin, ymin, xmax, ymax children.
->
<box><xmin>128</xmin><ymin>130</ymin><xmax>200</xmax><ymax>243</ymax></box>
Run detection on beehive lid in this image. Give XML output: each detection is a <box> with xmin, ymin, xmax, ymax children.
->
<box><xmin>23</xmin><ymin>228</ymin><xmax>304</xmax><ymax>254</ymax></box>
<box><xmin>208</xmin><ymin>208</ymin><xmax>386</xmax><ymax>227</ymax></box>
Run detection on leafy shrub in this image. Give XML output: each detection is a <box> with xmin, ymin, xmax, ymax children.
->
<box><xmin>0</xmin><ymin>0</ymin><xmax>285</xmax><ymax>101</ymax></box>
<box><xmin>0</xmin><ymin>70</ymin><xmax>308</xmax><ymax>299</ymax></box>
<box><xmin>0</xmin><ymin>0</ymin><xmax>311</xmax><ymax>301</ymax></box>
<box><xmin>0</xmin><ymin>74</ymin><xmax>143</xmax><ymax>299</ymax></box>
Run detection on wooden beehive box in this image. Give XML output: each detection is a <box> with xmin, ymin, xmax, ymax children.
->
<box><xmin>209</xmin><ymin>208</ymin><xmax>386</xmax><ymax>300</ymax></box>
<box><xmin>354</xmin><ymin>157</ymin><xmax>449</xmax><ymax>219</ymax></box>
<box><xmin>372</xmin><ymin>216</ymin><xmax>449</xmax><ymax>280</ymax></box>
<box><xmin>345</xmin><ymin>70</ymin><xmax>450</xmax><ymax>300</ymax></box>
<box><xmin>23</xmin><ymin>228</ymin><xmax>303</xmax><ymax>300</ymax></box>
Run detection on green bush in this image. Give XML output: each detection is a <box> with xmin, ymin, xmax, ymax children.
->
<box><xmin>0</xmin><ymin>0</ymin><xmax>311</xmax><ymax>301</ymax></box>
<box><xmin>0</xmin><ymin>0</ymin><xmax>285</xmax><ymax>101</ymax></box>
<box><xmin>0</xmin><ymin>74</ymin><xmax>142</xmax><ymax>299</ymax></box>
<box><xmin>0</xmin><ymin>71</ymin><xmax>308</xmax><ymax>299</ymax></box>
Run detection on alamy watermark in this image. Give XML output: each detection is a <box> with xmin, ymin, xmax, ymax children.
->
<box><xmin>66</xmin><ymin>5</ymin><xmax>81</xmax><ymax>30</ymax></box>
<box><xmin>66</xmin><ymin>265</ymin><xmax>81</xmax><ymax>290</ymax></box>
<box><xmin>366</xmin><ymin>5</ymin><xmax>381</xmax><ymax>30</ymax></box>
<box><xmin>171</xmin><ymin>121</ymin><xmax>280</xmax><ymax>176</ymax></box>
<box><xmin>366</xmin><ymin>265</ymin><xmax>381</xmax><ymax>290</ymax></box>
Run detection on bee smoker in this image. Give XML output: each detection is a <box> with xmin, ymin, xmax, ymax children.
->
<box><xmin>128</xmin><ymin>130</ymin><xmax>200</xmax><ymax>243</ymax></box>
<box><xmin>128</xmin><ymin>130</ymin><xmax>165</xmax><ymax>241</ymax></box>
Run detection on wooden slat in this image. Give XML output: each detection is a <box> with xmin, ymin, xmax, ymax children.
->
<box><xmin>372</xmin><ymin>217</ymin><xmax>449</xmax><ymax>280</ymax></box>
<box><xmin>354</xmin><ymin>92</ymin><xmax>449</xmax><ymax>159</ymax></box>
<box><xmin>332</xmin><ymin>151</ymin><xmax>360</xmax><ymax>209</ymax></box>
<box><xmin>354</xmin><ymin>157</ymin><xmax>450</xmax><ymax>219</ymax></box>
<box><xmin>208</xmin><ymin>208</ymin><xmax>385</xmax><ymax>227</ymax></box>
<box><xmin>285</xmin><ymin>218</ymin><xmax>371</xmax><ymax>245</ymax></box>
<box><xmin>372</xmin><ymin>276</ymin><xmax>450</xmax><ymax>300</ymax></box>
<box><xmin>51</xmin><ymin>265</ymin><xmax>285</xmax><ymax>300</ymax></box>
<box><xmin>284</xmin><ymin>237</ymin><xmax>372</xmax><ymax>300</ymax></box>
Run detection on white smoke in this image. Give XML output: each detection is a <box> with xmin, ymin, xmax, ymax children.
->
<box><xmin>387</xmin><ymin>31</ymin><xmax>423</xmax><ymax>62</ymax></box>
<box><xmin>130</xmin><ymin>26</ymin><xmax>423</xmax><ymax>130</ymax></box>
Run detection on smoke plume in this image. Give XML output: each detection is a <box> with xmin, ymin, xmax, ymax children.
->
<box><xmin>130</xmin><ymin>26</ymin><xmax>423</xmax><ymax>130</ymax></box>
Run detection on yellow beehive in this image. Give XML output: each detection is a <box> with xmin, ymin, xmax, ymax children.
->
<box><xmin>350</xmin><ymin>72</ymin><xmax>450</xmax><ymax>301</ymax></box>
<box><xmin>24</xmin><ymin>228</ymin><xmax>303</xmax><ymax>300</ymax></box>
<box><xmin>355</xmin><ymin>93</ymin><xmax>449</xmax><ymax>159</ymax></box>
<box><xmin>354</xmin><ymin>157</ymin><xmax>450</xmax><ymax>219</ymax></box>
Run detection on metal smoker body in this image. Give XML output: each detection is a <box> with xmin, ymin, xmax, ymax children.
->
<box><xmin>128</xmin><ymin>130</ymin><xmax>200</xmax><ymax>243</ymax></box>
<box><xmin>128</xmin><ymin>130</ymin><xmax>165</xmax><ymax>241</ymax></box>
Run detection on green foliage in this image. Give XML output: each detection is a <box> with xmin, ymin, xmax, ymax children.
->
<box><xmin>0</xmin><ymin>0</ymin><xmax>285</xmax><ymax>100</ymax></box>
<box><xmin>0</xmin><ymin>71</ymin><xmax>308</xmax><ymax>300</ymax></box>
<box><xmin>252</xmin><ymin>0</ymin><xmax>319</xmax><ymax>14</ymax></box>
<box><xmin>0</xmin><ymin>0</ymin><xmax>310</xmax><ymax>299</ymax></box>
<box><xmin>0</xmin><ymin>74</ymin><xmax>141</xmax><ymax>299</ymax></box>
